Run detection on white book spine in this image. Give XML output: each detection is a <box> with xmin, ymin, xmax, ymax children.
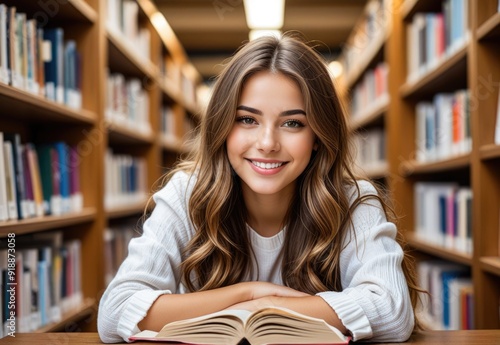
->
<box><xmin>3</xmin><ymin>142</ymin><xmax>18</xmax><ymax>220</ymax></box>
<box><xmin>495</xmin><ymin>87</ymin><xmax>500</xmax><ymax>145</ymax></box>
<box><xmin>0</xmin><ymin>133</ymin><xmax>9</xmax><ymax>221</ymax></box>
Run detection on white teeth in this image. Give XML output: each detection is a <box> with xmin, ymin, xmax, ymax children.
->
<box><xmin>251</xmin><ymin>161</ymin><xmax>284</xmax><ymax>169</ymax></box>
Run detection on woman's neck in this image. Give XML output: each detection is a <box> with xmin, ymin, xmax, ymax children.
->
<box><xmin>242</xmin><ymin>185</ymin><xmax>294</xmax><ymax>238</ymax></box>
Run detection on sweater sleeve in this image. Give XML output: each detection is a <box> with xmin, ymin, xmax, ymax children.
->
<box><xmin>316</xmin><ymin>181</ymin><xmax>414</xmax><ymax>342</ymax></box>
<box><xmin>98</xmin><ymin>172</ymin><xmax>195</xmax><ymax>343</ymax></box>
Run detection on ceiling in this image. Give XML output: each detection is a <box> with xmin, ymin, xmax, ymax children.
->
<box><xmin>153</xmin><ymin>0</ymin><xmax>368</xmax><ymax>82</ymax></box>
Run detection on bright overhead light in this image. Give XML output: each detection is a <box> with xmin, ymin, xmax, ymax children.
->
<box><xmin>243</xmin><ymin>0</ymin><xmax>285</xmax><ymax>29</ymax></box>
<box><xmin>328</xmin><ymin>61</ymin><xmax>343</xmax><ymax>79</ymax></box>
<box><xmin>249</xmin><ymin>29</ymin><xmax>281</xmax><ymax>41</ymax></box>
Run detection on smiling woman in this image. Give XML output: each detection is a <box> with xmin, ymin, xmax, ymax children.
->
<box><xmin>226</xmin><ymin>71</ymin><xmax>317</xmax><ymax>227</ymax></box>
<box><xmin>98</xmin><ymin>33</ymin><xmax>422</xmax><ymax>344</ymax></box>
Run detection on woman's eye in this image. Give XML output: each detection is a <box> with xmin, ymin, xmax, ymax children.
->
<box><xmin>283</xmin><ymin>120</ymin><xmax>305</xmax><ymax>128</ymax></box>
<box><xmin>236</xmin><ymin>116</ymin><xmax>256</xmax><ymax>125</ymax></box>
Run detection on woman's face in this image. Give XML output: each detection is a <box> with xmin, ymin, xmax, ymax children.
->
<box><xmin>226</xmin><ymin>71</ymin><xmax>317</xmax><ymax>199</ymax></box>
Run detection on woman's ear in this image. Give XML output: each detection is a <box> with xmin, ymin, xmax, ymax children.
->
<box><xmin>313</xmin><ymin>139</ymin><xmax>319</xmax><ymax>151</ymax></box>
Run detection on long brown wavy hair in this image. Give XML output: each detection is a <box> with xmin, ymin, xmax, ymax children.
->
<box><xmin>160</xmin><ymin>33</ymin><xmax>422</xmax><ymax>330</ymax></box>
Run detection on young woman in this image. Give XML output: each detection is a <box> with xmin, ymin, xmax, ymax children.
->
<box><xmin>98</xmin><ymin>34</ymin><xmax>421</xmax><ymax>343</ymax></box>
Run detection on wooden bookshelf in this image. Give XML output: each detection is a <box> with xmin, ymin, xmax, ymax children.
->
<box><xmin>480</xmin><ymin>257</ymin><xmax>500</xmax><ymax>277</ymax></box>
<box><xmin>342</xmin><ymin>0</ymin><xmax>500</xmax><ymax>330</ymax></box>
<box><xmin>0</xmin><ymin>208</ymin><xmax>97</xmax><ymax>236</ymax></box>
<box><xmin>405</xmin><ymin>232</ymin><xmax>473</xmax><ymax>266</ymax></box>
<box><xmin>400</xmin><ymin>154</ymin><xmax>471</xmax><ymax>176</ymax></box>
<box><xmin>35</xmin><ymin>297</ymin><xmax>96</xmax><ymax>333</ymax></box>
<box><xmin>339</xmin><ymin>0</ymin><xmax>392</xmax><ymax>190</ymax></box>
<box><xmin>479</xmin><ymin>144</ymin><xmax>500</xmax><ymax>161</ymax></box>
<box><xmin>400</xmin><ymin>44</ymin><xmax>468</xmax><ymax>99</ymax></box>
<box><xmin>0</xmin><ymin>0</ymin><xmax>201</xmax><ymax>336</ymax></box>
<box><xmin>349</xmin><ymin>94</ymin><xmax>389</xmax><ymax>131</ymax></box>
<box><xmin>106</xmin><ymin>200</ymin><xmax>148</xmax><ymax>220</ymax></box>
<box><xmin>0</xmin><ymin>84</ymin><xmax>97</xmax><ymax>125</ymax></box>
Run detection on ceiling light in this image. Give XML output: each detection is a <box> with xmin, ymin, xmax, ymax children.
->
<box><xmin>243</xmin><ymin>0</ymin><xmax>285</xmax><ymax>29</ymax></box>
<box><xmin>328</xmin><ymin>61</ymin><xmax>343</xmax><ymax>79</ymax></box>
<box><xmin>249</xmin><ymin>29</ymin><xmax>282</xmax><ymax>41</ymax></box>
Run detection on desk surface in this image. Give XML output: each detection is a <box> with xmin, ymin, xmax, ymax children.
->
<box><xmin>0</xmin><ymin>331</ymin><xmax>499</xmax><ymax>344</ymax></box>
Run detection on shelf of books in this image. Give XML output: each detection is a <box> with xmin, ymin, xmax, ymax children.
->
<box><xmin>365</xmin><ymin>0</ymin><xmax>500</xmax><ymax>331</ymax></box>
<box><xmin>0</xmin><ymin>0</ymin><xmax>201</xmax><ymax>337</ymax></box>
<box><xmin>473</xmin><ymin>0</ymin><xmax>500</xmax><ymax>329</ymax></box>
<box><xmin>339</xmin><ymin>0</ymin><xmax>500</xmax><ymax>332</ymax></box>
<box><xmin>339</xmin><ymin>0</ymin><xmax>392</xmax><ymax>186</ymax></box>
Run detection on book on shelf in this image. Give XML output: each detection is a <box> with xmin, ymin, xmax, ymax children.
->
<box><xmin>0</xmin><ymin>4</ymin><xmax>8</xmax><ymax>85</ymax></box>
<box><xmin>0</xmin><ymin>232</ymin><xmax>83</xmax><ymax>335</ymax></box>
<box><xmin>105</xmin><ymin>149</ymin><xmax>147</xmax><ymax>209</ymax></box>
<box><xmin>415</xmin><ymin>89</ymin><xmax>471</xmax><ymax>162</ymax></box>
<box><xmin>0</xmin><ymin>134</ymin><xmax>83</xmax><ymax>221</ymax></box>
<box><xmin>0</xmin><ymin>132</ymin><xmax>8</xmax><ymax>221</ymax></box>
<box><xmin>417</xmin><ymin>261</ymin><xmax>473</xmax><ymax>330</ymax></box>
<box><xmin>130</xmin><ymin>307</ymin><xmax>350</xmax><ymax>345</ymax></box>
<box><xmin>414</xmin><ymin>182</ymin><xmax>473</xmax><ymax>254</ymax></box>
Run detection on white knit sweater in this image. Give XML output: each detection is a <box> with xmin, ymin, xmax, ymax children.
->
<box><xmin>98</xmin><ymin>171</ymin><xmax>414</xmax><ymax>343</ymax></box>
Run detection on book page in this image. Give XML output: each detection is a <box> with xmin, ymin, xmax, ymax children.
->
<box><xmin>246</xmin><ymin>307</ymin><xmax>349</xmax><ymax>345</ymax></box>
<box><xmin>132</xmin><ymin>309</ymin><xmax>253</xmax><ymax>344</ymax></box>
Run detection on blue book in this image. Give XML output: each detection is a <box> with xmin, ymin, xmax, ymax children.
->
<box><xmin>43</xmin><ymin>28</ymin><xmax>64</xmax><ymax>103</ymax></box>
<box><xmin>442</xmin><ymin>269</ymin><xmax>468</xmax><ymax>329</ymax></box>
<box><xmin>53</xmin><ymin>142</ymin><xmax>70</xmax><ymax>213</ymax></box>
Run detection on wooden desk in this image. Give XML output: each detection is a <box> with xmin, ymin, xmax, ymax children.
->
<box><xmin>0</xmin><ymin>330</ymin><xmax>499</xmax><ymax>344</ymax></box>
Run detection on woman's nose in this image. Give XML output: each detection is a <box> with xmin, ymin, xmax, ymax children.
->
<box><xmin>255</xmin><ymin>126</ymin><xmax>280</xmax><ymax>153</ymax></box>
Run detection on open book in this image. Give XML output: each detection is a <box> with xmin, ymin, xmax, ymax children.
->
<box><xmin>130</xmin><ymin>307</ymin><xmax>350</xmax><ymax>345</ymax></box>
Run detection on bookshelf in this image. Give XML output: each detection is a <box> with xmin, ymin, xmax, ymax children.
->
<box><xmin>339</xmin><ymin>0</ymin><xmax>393</xmax><ymax>185</ymax></box>
<box><xmin>342</xmin><ymin>0</ymin><xmax>500</xmax><ymax>331</ymax></box>
<box><xmin>0</xmin><ymin>0</ymin><xmax>200</xmax><ymax>335</ymax></box>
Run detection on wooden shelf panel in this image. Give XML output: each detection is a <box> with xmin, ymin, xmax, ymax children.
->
<box><xmin>480</xmin><ymin>144</ymin><xmax>500</xmax><ymax>161</ymax></box>
<box><xmin>0</xmin><ymin>208</ymin><xmax>97</xmax><ymax>237</ymax></box>
<box><xmin>159</xmin><ymin>135</ymin><xmax>184</xmax><ymax>153</ymax></box>
<box><xmin>107</xmin><ymin>121</ymin><xmax>154</xmax><ymax>146</ymax></box>
<box><xmin>400</xmin><ymin>154</ymin><xmax>471</xmax><ymax>177</ymax></box>
<box><xmin>400</xmin><ymin>45</ymin><xmax>468</xmax><ymax>99</ymax></box>
<box><xmin>480</xmin><ymin>257</ymin><xmax>500</xmax><ymax>277</ymax></box>
<box><xmin>345</xmin><ymin>29</ymin><xmax>388</xmax><ymax>89</ymax></box>
<box><xmin>477</xmin><ymin>12</ymin><xmax>500</xmax><ymax>41</ymax></box>
<box><xmin>107</xmin><ymin>29</ymin><xmax>158</xmax><ymax>79</ymax></box>
<box><xmin>356</xmin><ymin>162</ymin><xmax>389</xmax><ymax>180</ymax></box>
<box><xmin>401</xmin><ymin>0</ymin><xmax>442</xmax><ymax>22</ymax></box>
<box><xmin>349</xmin><ymin>94</ymin><xmax>389</xmax><ymax>131</ymax></box>
<box><xmin>1</xmin><ymin>0</ymin><xmax>97</xmax><ymax>24</ymax></box>
<box><xmin>35</xmin><ymin>298</ymin><xmax>95</xmax><ymax>333</ymax></box>
<box><xmin>405</xmin><ymin>232</ymin><xmax>473</xmax><ymax>266</ymax></box>
<box><xmin>0</xmin><ymin>84</ymin><xmax>97</xmax><ymax>125</ymax></box>
<box><xmin>106</xmin><ymin>199</ymin><xmax>149</xmax><ymax>219</ymax></box>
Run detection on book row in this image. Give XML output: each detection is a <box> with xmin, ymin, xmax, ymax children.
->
<box><xmin>0</xmin><ymin>4</ymin><xmax>82</xmax><ymax>109</ymax></box>
<box><xmin>104</xmin><ymin>149</ymin><xmax>147</xmax><ymax>210</ymax></box>
<box><xmin>415</xmin><ymin>89</ymin><xmax>471</xmax><ymax>163</ymax></box>
<box><xmin>105</xmin><ymin>71</ymin><xmax>151</xmax><ymax>135</ymax></box>
<box><xmin>353</xmin><ymin>128</ymin><xmax>386</xmax><ymax>173</ymax></box>
<box><xmin>414</xmin><ymin>182</ymin><xmax>473</xmax><ymax>255</ymax></box>
<box><xmin>406</xmin><ymin>0</ymin><xmax>469</xmax><ymax>83</ymax></box>
<box><xmin>417</xmin><ymin>260</ymin><xmax>473</xmax><ymax>331</ymax></box>
<box><xmin>0</xmin><ymin>232</ymin><xmax>82</xmax><ymax>337</ymax></box>
<box><xmin>0</xmin><ymin>133</ymin><xmax>83</xmax><ymax>222</ymax></box>
<box><xmin>107</xmin><ymin>0</ymin><xmax>151</xmax><ymax>62</ymax></box>
<box><xmin>342</xmin><ymin>0</ymin><xmax>392</xmax><ymax>77</ymax></box>
<box><xmin>350</xmin><ymin>62</ymin><xmax>389</xmax><ymax>120</ymax></box>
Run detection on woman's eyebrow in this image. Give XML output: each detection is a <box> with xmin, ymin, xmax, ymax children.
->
<box><xmin>236</xmin><ymin>105</ymin><xmax>306</xmax><ymax>116</ymax></box>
